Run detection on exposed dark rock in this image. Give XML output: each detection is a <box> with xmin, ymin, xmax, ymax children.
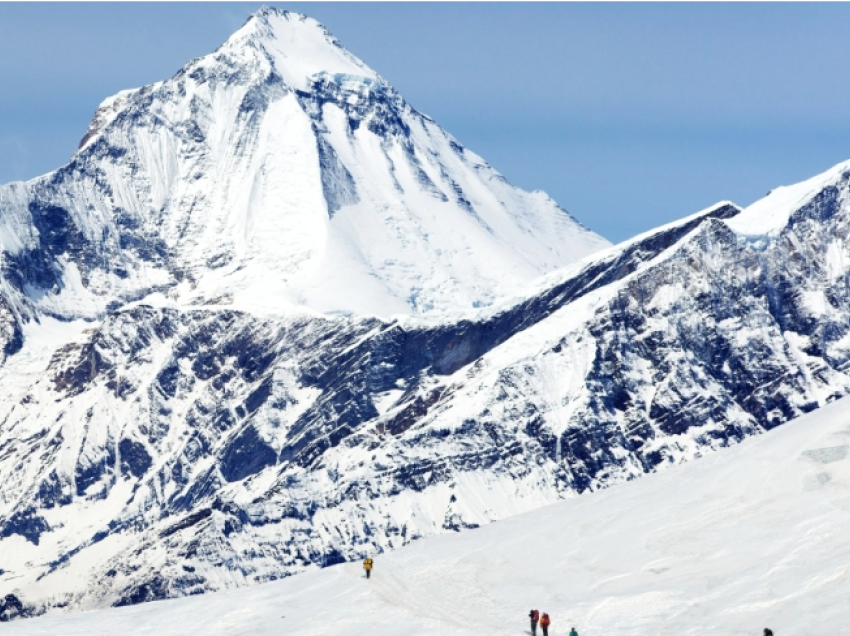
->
<box><xmin>0</xmin><ymin>508</ymin><xmax>50</xmax><ymax>545</ymax></box>
<box><xmin>0</xmin><ymin>594</ymin><xmax>30</xmax><ymax>622</ymax></box>
<box><xmin>219</xmin><ymin>425</ymin><xmax>276</xmax><ymax>482</ymax></box>
<box><xmin>119</xmin><ymin>438</ymin><xmax>153</xmax><ymax>478</ymax></box>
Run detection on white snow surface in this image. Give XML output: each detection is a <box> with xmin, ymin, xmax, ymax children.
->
<box><xmin>6</xmin><ymin>396</ymin><xmax>850</xmax><ymax>636</ymax></box>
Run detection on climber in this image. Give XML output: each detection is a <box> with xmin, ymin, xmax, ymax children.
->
<box><xmin>764</xmin><ymin>630</ymin><xmax>774</xmax><ymax>636</ymax></box>
<box><xmin>529</xmin><ymin>609</ymin><xmax>540</xmax><ymax>635</ymax></box>
<box><xmin>569</xmin><ymin>627</ymin><xmax>579</xmax><ymax>636</ymax></box>
<box><xmin>540</xmin><ymin>612</ymin><xmax>551</xmax><ymax>636</ymax></box>
<box><xmin>363</xmin><ymin>556</ymin><xmax>373</xmax><ymax>579</ymax></box>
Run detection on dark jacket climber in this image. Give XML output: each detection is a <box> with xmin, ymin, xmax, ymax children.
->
<box><xmin>363</xmin><ymin>557</ymin><xmax>373</xmax><ymax>579</ymax></box>
<box><xmin>540</xmin><ymin>613</ymin><xmax>551</xmax><ymax>636</ymax></box>
<box><xmin>569</xmin><ymin>628</ymin><xmax>579</xmax><ymax>636</ymax></box>
<box><xmin>764</xmin><ymin>630</ymin><xmax>774</xmax><ymax>636</ymax></box>
<box><xmin>529</xmin><ymin>609</ymin><xmax>540</xmax><ymax>635</ymax></box>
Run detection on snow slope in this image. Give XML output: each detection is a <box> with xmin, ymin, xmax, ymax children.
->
<box><xmin>6</xmin><ymin>394</ymin><xmax>850</xmax><ymax>636</ymax></box>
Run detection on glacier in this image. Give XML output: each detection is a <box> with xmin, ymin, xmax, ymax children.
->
<box><xmin>2</xmin><ymin>5</ymin><xmax>850</xmax><ymax>623</ymax></box>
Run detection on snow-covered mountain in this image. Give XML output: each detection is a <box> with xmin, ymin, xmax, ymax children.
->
<box><xmin>3</xmin><ymin>154</ymin><xmax>850</xmax><ymax>618</ymax></box>
<box><xmin>5</xmin><ymin>394</ymin><xmax>850</xmax><ymax>635</ymax></box>
<box><xmin>0</xmin><ymin>7</ymin><xmax>608</xmax><ymax>326</ymax></box>
<box><xmin>3</xmin><ymin>5</ymin><xmax>850</xmax><ymax>623</ymax></box>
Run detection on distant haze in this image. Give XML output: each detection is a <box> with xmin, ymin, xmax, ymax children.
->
<box><xmin>1</xmin><ymin>2</ymin><xmax>850</xmax><ymax>243</ymax></box>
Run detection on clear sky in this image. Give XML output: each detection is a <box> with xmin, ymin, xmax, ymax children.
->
<box><xmin>2</xmin><ymin>3</ymin><xmax>850</xmax><ymax>243</ymax></box>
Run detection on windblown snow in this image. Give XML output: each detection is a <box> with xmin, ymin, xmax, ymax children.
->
<box><xmin>6</xmin><ymin>396</ymin><xmax>850</xmax><ymax>636</ymax></box>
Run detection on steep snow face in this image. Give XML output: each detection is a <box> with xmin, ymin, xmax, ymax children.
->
<box><xmin>0</xmin><ymin>7</ymin><xmax>609</xmax><ymax>323</ymax></box>
<box><xmin>5</xmin><ymin>394</ymin><xmax>850</xmax><ymax>636</ymax></box>
<box><xmin>3</xmin><ymin>157</ymin><xmax>850</xmax><ymax>619</ymax></box>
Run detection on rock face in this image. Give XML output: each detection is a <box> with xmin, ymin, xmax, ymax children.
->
<box><xmin>2</xmin><ymin>6</ymin><xmax>850</xmax><ymax>622</ymax></box>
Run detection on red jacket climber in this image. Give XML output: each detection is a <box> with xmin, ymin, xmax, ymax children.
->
<box><xmin>529</xmin><ymin>609</ymin><xmax>540</xmax><ymax>635</ymax></box>
<box><xmin>540</xmin><ymin>613</ymin><xmax>551</xmax><ymax>636</ymax></box>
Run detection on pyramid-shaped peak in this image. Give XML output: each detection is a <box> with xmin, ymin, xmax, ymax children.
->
<box><xmin>224</xmin><ymin>6</ymin><xmax>378</xmax><ymax>91</ymax></box>
<box><xmin>246</xmin><ymin>6</ymin><xmax>330</xmax><ymax>39</ymax></box>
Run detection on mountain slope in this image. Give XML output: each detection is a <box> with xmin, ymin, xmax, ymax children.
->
<box><xmin>3</xmin><ymin>155</ymin><xmax>850</xmax><ymax>616</ymax></box>
<box><xmin>0</xmin><ymin>7</ymin><xmax>608</xmax><ymax>324</ymax></box>
<box><xmin>5</xmin><ymin>394</ymin><xmax>850</xmax><ymax>635</ymax></box>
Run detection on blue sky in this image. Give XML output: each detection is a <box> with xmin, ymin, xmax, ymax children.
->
<box><xmin>2</xmin><ymin>3</ymin><xmax>850</xmax><ymax>243</ymax></box>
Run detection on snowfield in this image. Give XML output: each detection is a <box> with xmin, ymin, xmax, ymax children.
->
<box><xmin>5</xmin><ymin>395</ymin><xmax>850</xmax><ymax>636</ymax></box>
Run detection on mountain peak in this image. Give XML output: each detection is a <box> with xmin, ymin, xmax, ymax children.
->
<box><xmin>1</xmin><ymin>7</ymin><xmax>610</xmax><ymax>322</ymax></box>
<box><xmin>253</xmin><ymin>5</ymin><xmax>295</xmax><ymax>21</ymax></box>
<box><xmin>223</xmin><ymin>6</ymin><xmax>377</xmax><ymax>92</ymax></box>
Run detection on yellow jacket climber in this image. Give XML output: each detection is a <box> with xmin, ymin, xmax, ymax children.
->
<box><xmin>363</xmin><ymin>557</ymin><xmax>373</xmax><ymax>579</ymax></box>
